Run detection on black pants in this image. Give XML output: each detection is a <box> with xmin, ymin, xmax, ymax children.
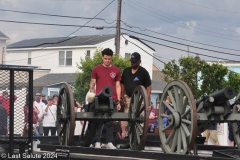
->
<box><xmin>43</xmin><ymin>127</ymin><xmax>56</xmax><ymax>136</ymax></box>
<box><xmin>95</xmin><ymin>121</ymin><xmax>114</xmax><ymax>143</ymax></box>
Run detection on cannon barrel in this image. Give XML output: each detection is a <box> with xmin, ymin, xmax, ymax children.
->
<box><xmin>196</xmin><ymin>87</ymin><xmax>236</xmax><ymax>106</ymax></box>
<box><xmin>96</xmin><ymin>86</ymin><xmax>113</xmax><ymax>101</ymax></box>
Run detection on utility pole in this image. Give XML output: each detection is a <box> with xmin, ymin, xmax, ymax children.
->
<box><xmin>115</xmin><ymin>0</ymin><xmax>122</xmax><ymax>55</ymax></box>
<box><xmin>2</xmin><ymin>47</ymin><xmax>4</xmax><ymax>64</ymax></box>
<box><xmin>187</xmin><ymin>46</ymin><xmax>190</xmax><ymax>57</ymax></box>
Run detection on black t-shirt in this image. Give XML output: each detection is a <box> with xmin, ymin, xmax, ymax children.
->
<box><xmin>121</xmin><ymin>66</ymin><xmax>151</xmax><ymax>97</ymax></box>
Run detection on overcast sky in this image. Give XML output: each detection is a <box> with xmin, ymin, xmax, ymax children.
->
<box><xmin>1</xmin><ymin>0</ymin><xmax>240</xmax><ymax>69</ymax></box>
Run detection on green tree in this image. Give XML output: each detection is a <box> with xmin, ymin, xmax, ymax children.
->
<box><xmin>162</xmin><ymin>57</ymin><xmax>205</xmax><ymax>98</ymax></box>
<box><xmin>200</xmin><ymin>63</ymin><xmax>228</xmax><ymax>96</ymax></box>
<box><xmin>226</xmin><ymin>71</ymin><xmax>240</xmax><ymax>94</ymax></box>
<box><xmin>162</xmin><ymin>56</ymin><xmax>240</xmax><ymax>99</ymax></box>
<box><xmin>73</xmin><ymin>49</ymin><xmax>131</xmax><ymax>103</ymax></box>
<box><xmin>162</xmin><ymin>59</ymin><xmax>180</xmax><ymax>82</ymax></box>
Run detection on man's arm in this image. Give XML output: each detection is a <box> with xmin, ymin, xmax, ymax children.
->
<box><xmin>89</xmin><ymin>79</ymin><xmax>96</xmax><ymax>93</ymax></box>
<box><xmin>116</xmin><ymin>81</ymin><xmax>121</xmax><ymax>101</ymax></box>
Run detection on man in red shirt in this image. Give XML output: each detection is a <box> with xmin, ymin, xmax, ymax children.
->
<box><xmin>89</xmin><ymin>48</ymin><xmax>121</xmax><ymax>149</ymax></box>
<box><xmin>0</xmin><ymin>91</ymin><xmax>17</xmax><ymax>133</ymax></box>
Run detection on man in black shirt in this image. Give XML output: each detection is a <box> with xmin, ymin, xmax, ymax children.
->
<box><xmin>120</xmin><ymin>52</ymin><xmax>152</xmax><ymax>140</ymax></box>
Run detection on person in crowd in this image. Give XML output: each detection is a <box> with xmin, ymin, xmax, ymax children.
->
<box><xmin>156</xmin><ymin>101</ymin><xmax>160</xmax><ymax>110</ymax></box>
<box><xmin>42</xmin><ymin>96</ymin><xmax>57</xmax><ymax>136</ymax></box>
<box><xmin>41</xmin><ymin>93</ymin><xmax>47</xmax><ymax>105</ymax></box>
<box><xmin>0</xmin><ymin>102</ymin><xmax>7</xmax><ymax>136</ymax></box>
<box><xmin>203</xmin><ymin>124</ymin><xmax>220</xmax><ymax>145</ymax></box>
<box><xmin>74</xmin><ymin>99</ymin><xmax>82</xmax><ymax>112</ymax></box>
<box><xmin>23</xmin><ymin>100</ymin><xmax>40</xmax><ymax>136</ymax></box>
<box><xmin>120</xmin><ymin>52</ymin><xmax>152</xmax><ymax>139</ymax></box>
<box><xmin>148</xmin><ymin>102</ymin><xmax>158</xmax><ymax>132</ymax></box>
<box><xmin>89</xmin><ymin>48</ymin><xmax>121</xmax><ymax>149</ymax></box>
<box><xmin>34</xmin><ymin>93</ymin><xmax>45</xmax><ymax>136</ymax></box>
<box><xmin>0</xmin><ymin>91</ymin><xmax>17</xmax><ymax>134</ymax></box>
<box><xmin>163</xmin><ymin>96</ymin><xmax>172</xmax><ymax>128</ymax></box>
<box><xmin>52</xmin><ymin>94</ymin><xmax>58</xmax><ymax>105</ymax></box>
<box><xmin>228</xmin><ymin>123</ymin><xmax>235</xmax><ymax>146</ymax></box>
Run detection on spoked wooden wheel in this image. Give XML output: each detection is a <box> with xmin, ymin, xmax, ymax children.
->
<box><xmin>128</xmin><ymin>85</ymin><xmax>149</xmax><ymax>150</ymax></box>
<box><xmin>232</xmin><ymin>92</ymin><xmax>240</xmax><ymax>149</ymax></box>
<box><xmin>56</xmin><ymin>83</ymin><xmax>75</xmax><ymax>146</ymax></box>
<box><xmin>158</xmin><ymin>80</ymin><xmax>197</xmax><ymax>154</ymax></box>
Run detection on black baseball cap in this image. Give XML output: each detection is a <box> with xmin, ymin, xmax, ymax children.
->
<box><xmin>130</xmin><ymin>52</ymin><xmax>141</xmax><ymax>63</ymax></box>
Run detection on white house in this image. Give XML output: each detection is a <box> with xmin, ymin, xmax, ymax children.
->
<box><xmin>6</xmin><ymin>34</ymin><xmax>155</xmax><ymax>78</ymax></box>
<box><xmin>0</xmin><ymin>31</ymin><xmax>9</xmax><ymax>64</ymax></box>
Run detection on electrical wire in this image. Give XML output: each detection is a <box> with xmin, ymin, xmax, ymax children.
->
<box><xmin>131</xmin><ymin>35</ymin><xmax>239</xmax><ymax>61</ymax></box>
<box><xmin>178</xmin><ymin>0</ymin><xmax>240</xmax><ymax>14</ymax></box>
<box><xmin>121</xmin><ymin>34</ymin><xmax>166</xmax><ymax>64</ymax></box>
<box><xmin>0</xmin><ymin>20</ymin><xmax>114</xmax><ymax>28</ymax></box>
<box><xmin>127</xmin><ymin>0</ymin><xmax>239</xmax><ymax>34</ymax></box>
<box><xmin>121</xmin><ymin>28</ymin><xmax>240</xmax><ymax>57</ymax></box>
<box><xmin>4</xmin><ymin>0</ymin><xmax>115</xmax><ymax>55</ymax></box>
<box><xmin>0</xmin><ymin>8</ymin><xmax>116</xmax><ymax>24</ymax></box>
<box><xmin>122</xmin><ymin>34</ymin><xmax>240</xmax><ymax>75</ymax></box>
<box><xmin>123</xmin><ymin>2</ymin><xmax>240</xmax><ymax>42</ymax></box>
<box><xmin>5</xmin><ymin>26</ymin><xmax>116</xmax><ymax>63</ymax></box>
<box><xmin>33</xmin><ymin>0</ymin><xmax>115</xmax><ymax>51</ymax></box>
<box><xmin>121</xmin><ymin>23</ymin><xmax>240</xmax><ymax>52</ymax></box>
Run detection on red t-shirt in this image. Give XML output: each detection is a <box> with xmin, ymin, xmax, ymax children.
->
<box><xmin>0</xmin><ymin>95</ymin><xmax>17</xmax><ymax>115</ymax></box>
<box><xmin>91</xmin><ymin>64</ymin><xmax>121</xmax><ymax>100</ymax></box>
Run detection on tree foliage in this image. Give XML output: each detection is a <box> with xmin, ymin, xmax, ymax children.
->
<box><xmin>73</xmin><ymin>49</ymin><xmax>131</xmax><ymax>103</ymax></box>
<box><xmin>162</xmin><ymin>56</ymin><xmax>240</xmax><ymax>99</ymax></box>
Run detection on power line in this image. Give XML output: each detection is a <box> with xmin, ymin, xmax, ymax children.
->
<box><xmin>57</xmin><ymin>0</ymin><xmax>115</xmax><ymax>50</ymax></box>
<box><xmin>124</xmin><ymin>2</ymin><xmax>240</xmax><ymax>42</ymax></box>
<box><xmin>130</xmin><ymin>35</ymin><xmax>239</xmax><ymax>62</ymax></box>
<box><xmin>121</xmin><ymin>24</ymin><xmax>240</xmax><ymax>52</ymax></box>
<box><xmin>0</xmin><ymin>19</ymin><xmax>115</xmax><ymax>28</ymax></box>
<box><xmin>127</xmin><ymin>0</ymin><xmax>238</xmax><ymax>34</ymax></box>
<box><xmin>121</xmin><ymin>34</ymin><xmax>166</xmax><ymax>64</ymax></box>
<box><xmin>123</xmin><ymin>34</ymin><xmax>240</xmax><ymax>75</ymax></box>
<box><xmin>178</xmin><ymin>0</ymin><xmax>240</xmax><ymax>14</ymax></box>
<box><xmin>0</xmin><ymin>8</ymin><xmax>116</xmax><ymax>24</ymax></box>
<box><xmin>121</xmin><ymin>28</ymin><xmax>240</xmax><ymax>57</ymax></box>
<box><xmin>4</xmin><ymin>0</ymin><xmax>115</xmax><ymax>63</ymax></box>
<box><xmin>5</xmin><ymin>27</ymin><xmax>116</xmax><ymax>63</ymax></box>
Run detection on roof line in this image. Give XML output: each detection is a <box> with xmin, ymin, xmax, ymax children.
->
<box><xmin>45</xmin><ymin>81</ymin><xmax>74</xmax><ymax>87</ymax></box>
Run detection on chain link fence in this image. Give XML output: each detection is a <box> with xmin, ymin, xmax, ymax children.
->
<box><xmin>0</xmin><ymin>65</ymin><xmax>34</xmax><ymax>158</ymax></box>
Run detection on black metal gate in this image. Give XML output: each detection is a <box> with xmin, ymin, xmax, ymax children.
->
<box><xmin>0</xmin><ymin>65</ymin><xmax>34</xmax><ymax>157</ymax></box>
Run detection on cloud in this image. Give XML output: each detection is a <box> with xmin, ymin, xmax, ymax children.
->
<box><xmin>236</xmin><ymin>28</ymin><xmax>240</xmax><ymax>34</ymax></box>
<box><xmin>185</xmin><ymin>21</ymin><xmax>197</xmax><ymax>30</ymax></box>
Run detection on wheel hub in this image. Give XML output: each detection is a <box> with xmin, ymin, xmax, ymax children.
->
<box><xmin>171</xmin><ymin>112</ymin><xmax>181</xmax><ymax>128</ymax></box>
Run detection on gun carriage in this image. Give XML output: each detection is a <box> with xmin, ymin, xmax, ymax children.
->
<box><xmin>55</xmin><ymin>80</ymin><xmax>240</xmax><ymax>156</ymax></box>
<box><xmin>158</xmin><ymin>80</ymin><xmax>240</xmax><ymax>154</ymax></box>
<box><xmin>56</xmin><ymin>83</ymin><xmax>149</xmax><ymax>150</ymax></box>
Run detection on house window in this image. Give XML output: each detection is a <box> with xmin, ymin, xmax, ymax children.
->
<box><xmin>86</xmin><ymin>50</ymin><xmax>90</xmax><ymax>57</ymax></box>
<box><xmin>125</xmin><ymin>53</ymin><xmax>131</xmax><ymax>60</ymax></box>
<box><xmin>59</xmin><ymin>51</ymin><xmax>72</xmax><ymax>66</ymax></box>
<box><xmin>28</xmin><ymin>52</ymin><xmax>31</xmax><ymax>64</ymax></box>
<box><xmin>48</xmin><ymin>88</ymin><xmax>59</xmax><ymax>96</ymax></box>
